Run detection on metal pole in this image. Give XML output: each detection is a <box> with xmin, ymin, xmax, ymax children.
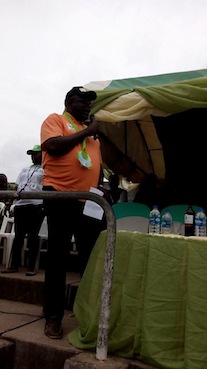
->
<box><xmin>0</xmin><ymin>190</ymin><xmax>116</xmax><ymax>360</ymax></box>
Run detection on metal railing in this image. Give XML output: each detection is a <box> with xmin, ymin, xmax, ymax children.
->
<box><xmin>0</xmin><ymin>190</ymin><xmax>116</xmax><ymax>360</ymax></box>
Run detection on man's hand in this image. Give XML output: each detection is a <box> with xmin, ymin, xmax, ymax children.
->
<box><xmin>86</xmin><ymin>117</ymin><xmax>100</xmax><ymax>137</ymax></box>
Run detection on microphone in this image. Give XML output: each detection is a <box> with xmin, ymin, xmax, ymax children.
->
<box><xmin>90</xmin><ymin>114</ymin><xmax>98</xmax><ymax>140</ymax></box>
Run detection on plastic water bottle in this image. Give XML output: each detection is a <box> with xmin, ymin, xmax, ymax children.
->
<box><xmin>184</xmin><ymin>205</ymin><xmax>195</xmax><ymax>236</ymax></box>
<box><xmin>195</xmin><ymin>208</ymin><xmax>206</xmax><ymax>237</ymax></box>
<box><xmin>148</xmin><ymin>205</ymin><xmax>160</xmax><ymax>234</ymax></box>
<box><xmin>161</xmin><ymin>209</ymin><xmax>173</xmax><ymax>234</ymax></box>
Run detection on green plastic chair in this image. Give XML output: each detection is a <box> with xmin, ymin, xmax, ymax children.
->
<box><xmin>161</xmin><ymin>204</ymin><xmax>200</xmax><ymax>223</ymax></box>
<box><xmin>112</xmin><ymin>202</ymin><xmax>150</xmax><ymax>232</ymax></box>
<box><xmin>161</xmin><ymin>204</ymin><xmax>200</xmax><ymax>235</ymax></box>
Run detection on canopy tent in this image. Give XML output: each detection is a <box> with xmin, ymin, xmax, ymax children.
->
<box><xmin>84</xmin><ymin>69</ymin><xmax>207</xmax><ymax>208</ymax></box>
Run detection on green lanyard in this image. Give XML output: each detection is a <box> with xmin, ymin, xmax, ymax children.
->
<box><xmin>63</xmin><ymin>111</ymin><xmax>92</xmax><ymax>169</ymax></box>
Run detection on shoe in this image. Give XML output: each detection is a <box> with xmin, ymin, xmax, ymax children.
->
<box><xmin>1</xmin><ymin>267</ymin><xmax>18</xmax><ymax>274</ymax></box>
<box><xmin>45</xmin><ymin>317</ymin><xmax>62</xmax><ymax>339</ymax></box>
<box><xmin>25</xmin><ymin>269</ymin><xmax>37</xmax><ymax>276</ymax></box>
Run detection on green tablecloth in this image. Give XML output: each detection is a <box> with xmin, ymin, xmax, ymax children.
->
<box><xmin>68</xmin><ymin>231</ymin><xmax>207</xmax><ymax>369</ymax></box>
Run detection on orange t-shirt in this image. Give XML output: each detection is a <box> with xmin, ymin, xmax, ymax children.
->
<box><xmin>40</xmin><ymin>113</ymin><xmax>102</xmax><ymax>191</ymax></box>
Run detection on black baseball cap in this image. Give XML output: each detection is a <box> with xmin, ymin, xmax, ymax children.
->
<box><xmin>65</xmin><ymin>86</ymin><xmax>97</xmax><ymax>105</ymax></box>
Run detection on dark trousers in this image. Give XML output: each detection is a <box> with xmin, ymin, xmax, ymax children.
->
<box><xmin>10</xmin><ymin>205</ymin><xmax>44</xmax><ymax>269</ymax></box>
<box><xmin>42</xmin><ymin>186</ymin><xmax>106</xmax><ymax>320</ymax></box>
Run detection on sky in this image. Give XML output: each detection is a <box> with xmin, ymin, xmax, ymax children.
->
<box><xmin>0</xmin><ymin>0</ymin><xmax>207</xmax><ymax>182</ymax></box>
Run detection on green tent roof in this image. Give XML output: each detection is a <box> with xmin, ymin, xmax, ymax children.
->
<box><xmin>88</xmin><ymin>69</ymin><xmax>207</xmax><ymax>115</ymax></box>
<box><xmin>105</xmin><ymin>68</ymin><xmax>207</xmax><ymax>89</ymax></box>
<box><xmin>84</xmin><ymin>70</ymin><xmax>207</xmax><ymax>200</ymax></box>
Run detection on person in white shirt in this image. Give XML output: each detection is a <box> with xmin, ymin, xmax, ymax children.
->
<box><xmin>1</xmin><ymin>145</ymin><xmax>44</xmax><ymax>276</ymax></box>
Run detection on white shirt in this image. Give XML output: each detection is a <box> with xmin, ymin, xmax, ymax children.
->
<box><xmin>14</xmin><ymin>165</ymin><xmax>44</xmax><ymax>206</ymax></box>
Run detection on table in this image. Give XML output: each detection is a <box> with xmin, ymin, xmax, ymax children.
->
<box><xmin>68</xmin><ymin>231</ymin><xmax>207</xmax><ymax>369</ymax></box>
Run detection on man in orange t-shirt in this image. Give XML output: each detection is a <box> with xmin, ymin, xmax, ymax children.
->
<box><xmin>41</xmin><ymin>87</ymin><xmax>106</xmax><ymax>339</ymax></box>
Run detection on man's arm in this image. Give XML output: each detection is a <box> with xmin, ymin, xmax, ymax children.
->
<box><xmin>42</xmin><ymin>121</ymin><xmax>100</xmax><ymax>156</ymax></box>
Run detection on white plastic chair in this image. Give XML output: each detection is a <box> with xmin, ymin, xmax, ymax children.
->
<box><xmin>21</xmin><ymin>216</ymin><xmax>48</xmax><ymax>270</ymax></box>
<box><xmin>0</xmin><ymin>202</ymin><xmax>6</xmax><ymax>214</ymax></box>
<box><xmin>0</xmin><ymin>201</ymin><xmax>6</xmax><ymax>229</ymax></box>
<box><xmin>35</xmin><ymin>216</ymin><xmax>48</xmax><ymax>270</ymax></box>
<box><xmin>0</xmin><ymin>216</ymin><xmax>15</xmax><ymax>266</ymax></box>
